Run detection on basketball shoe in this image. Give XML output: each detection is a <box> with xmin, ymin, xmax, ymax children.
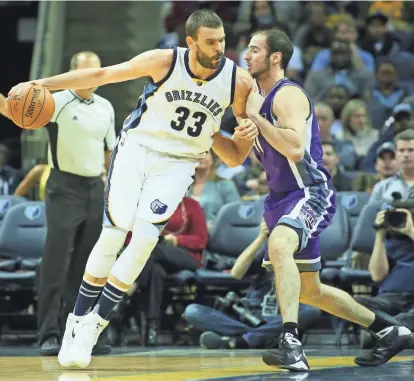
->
<box><xmin>68</xmin><ymin>312</ymin><xmax>109</xmax><ymax>369</ymax></box>
<box><xmin>262</xmin><ymin>333</ymin><xmax>310</xmax><ymax>372</ymax></box>
<box><xmin>354</xmin><ymin>326</ymin><xmax>412</xmax><ymax>366</ymax></box>
<box><xmin>58</xmin><ymin>313</ymin><xmax>83</xmax><ymax>367</ymax></box>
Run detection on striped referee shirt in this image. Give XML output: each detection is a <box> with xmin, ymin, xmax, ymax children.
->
<box><xmin>46</xmin><ymin>90</ymin><xmax>116</xmax><ymax>177</ymax></box>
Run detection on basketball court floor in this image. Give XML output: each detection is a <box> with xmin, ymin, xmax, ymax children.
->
<box><xmin>2</xmin><ymin>347</ymin><xmax>413</xmax><ymax>381</ymax></box>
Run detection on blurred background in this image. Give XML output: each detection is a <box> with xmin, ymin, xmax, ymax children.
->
<box><xmin>0</xmin><ymin>0</ymin><xmax>414</xmax><ymax>352</ymax></box>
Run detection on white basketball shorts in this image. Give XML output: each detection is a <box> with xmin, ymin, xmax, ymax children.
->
<box><xmin>104</xmin><ymin>132</ymin><xmax>198</xmax><ymax>230</ymax></box>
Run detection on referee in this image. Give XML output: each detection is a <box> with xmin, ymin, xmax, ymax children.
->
<box><xmin>0</xmin><ymin>51</ymin><xmax>116</xmax><ymax>355</ymax></box>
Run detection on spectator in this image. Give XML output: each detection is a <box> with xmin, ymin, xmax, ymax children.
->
<box><xmin>360</xmin><ymin>12</ymin><xmax>400</xmax><ymax>59</ymax></box>
<box><xmin>235</xmin><ymin>1</ymin><xmax>291</xmax><ymax>37</ymax></box>
<box><xmin>184</xmin><ymin>220</ymin><xmax>321</xmax><ymax>349</ymax></box>
<box><xmin>359</xmin><ymin>103</ymin><xmax>413</xmax><ymax>172</ymax></box>
<box><xmin>188</xmin><ymin>150</ymin><xmax>240</xmax><ymax>231</ymax></box>
<box><xmin>321</xmin><ymin>141</ymin><xmax>353</xmax><ymax>191</ymax></box>
<box><xmin>367</xmin><ymin>61</ymin><xmax>408</xmax><ymax>130</ymax></box>
<box><xmin>232</xmin><ymin>151</ymin><xmax>265</xmax><ymax>197</ymax></box>
<box><xmin>353</xmin><ymin>142</ymin><xmax>399</xmax><ymax>193</ymax></box>
<box><xmin>370</xmin><ymin>129</ymin><xmax>414</xmax><ymax>204</ymax></box>
<box><xmin>315</xmin><ymin>102</ymin><xmax>358</xmax><ymax>169</ymax></box>
<box><xmin>322</xmin><ymin>84</ymin><xmax>351</xmax><ymax>135</ymax></box>
<box><xmin>341</xmin><ymin>99</ymin><xmax>379</xmax><ymax>158</ymax></box>
<box><xmin>310</xmin><ymin>14</ymin><xmax>375</xmax><ymax>73</ymax></box>
<box><xmin>354</xmin><ymin>205</ymin><xmax>414</xmax><ymax>318</ymax></box>
<box><xmin>294</xmin><ymin>2</ymin><xmax>331</xmax><ymax>71</ymax></box>
<box><xmin>122</xmin><ymin>196</ymin><xmax>209</xmax><ymax>346</ymax></box>
<box><xmin>304</xmin><ymin>40</ymin><xmax>375</xmax><ymax>103</ymax></box>
<box><xmin>14</xmin><ymin>164</ymin><xmax>50</xmax><ymax>200</ymax></box>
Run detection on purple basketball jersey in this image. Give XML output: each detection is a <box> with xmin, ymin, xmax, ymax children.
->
<box><xmin>254</xmin><ymin>78</ymin><xmax>331</xmax><ymax>193</ymax></box>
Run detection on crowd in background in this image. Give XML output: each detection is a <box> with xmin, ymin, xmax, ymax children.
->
<box><xmin>0</xmin><ymin>1</ymin><xmax>413</xmax><ymax>350</ymax></box>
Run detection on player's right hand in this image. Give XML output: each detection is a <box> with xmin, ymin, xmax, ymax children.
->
<box><xmin>234</xmin><ymin>118</ymin><xmax>259</xmax><ymax>140</ymax></box>
<box><xmin>246</xmin><ymin>82</ymin><xmax>264</xmax><ymax>118</ymax></box>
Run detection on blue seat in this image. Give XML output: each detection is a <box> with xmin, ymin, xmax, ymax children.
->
<box><xmin>0</xmin><ymin>202</ymin><xmax>46</xmax><ymax>282</ymax></box>
<box><xmin>193</xmin><ymin>199</ymin><xmax>264</xmax><ymax>288</ymax></box>
<box><xmin>0</xmin><ymin>196</ymin><xmax>27</xmax><ymax>224</ymax></box>
<box><xmin>339</xmin><ymin>191</ymin><xmax>371</xmax><ymax>233</ymax></box>
<box><xmin>320</xmin><ymin>197</ymin><xmax>350</xmax><ymax>263</ymax></box>
<box><xmin>339</xmin><ymin>201</ymin><xmax>382</xmax><ymax>286</ymax></box>
<box><xmin>206</xmin><ymin>198</ymin><xmax>264</xmax><ymax>257</ymax></box>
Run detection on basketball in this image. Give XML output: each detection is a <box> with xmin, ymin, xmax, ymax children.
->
<box><xmin>7</xmin><ymin>84</ymin><xmax>55</xmax><ymax>130</ymax></box>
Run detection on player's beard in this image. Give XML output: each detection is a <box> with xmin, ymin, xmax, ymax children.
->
<box><xmin>195</xmin><ymin>45</ymin><xmax>223</xmax><ymax>69</ymax></box>
<box><xmin>251</xmin><ymin>58</ymin><xmax>271</xmax><ymax>80</ymax></box>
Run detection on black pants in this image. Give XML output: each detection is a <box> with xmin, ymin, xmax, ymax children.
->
<box><xmin>355</xmin><ymin>293</ymin><xmax>414</xmax><ymax>316</ymax></box>
<box><xmin>137</xmin><ymin>243</ymin><xmax>199</xmax><ymax>320</ymax></box>
<box><xmin>37</xmin><ymin>169</ymin><xmax>104</xmax><ymax>344</ymax></box>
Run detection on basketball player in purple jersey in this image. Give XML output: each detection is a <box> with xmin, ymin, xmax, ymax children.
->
<box><xmin>244</xmin><ymin>29</ymin><xmax>412</xmax><ymax>372</ymax></box>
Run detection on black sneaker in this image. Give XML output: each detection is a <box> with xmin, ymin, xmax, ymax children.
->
<box><xmin>262</xmin><ymin>333</ymin><xmax>310</xmax><ymax>372</ymax></box>
<box><xmin>200</xmin><ymin>332</ymin><xmax>236</xmax><ymax>349</ymax></box>
<box><xmin>355</xmin><ymin>326</ymin><xmax>412</xmax><ymax>366</ymax></box>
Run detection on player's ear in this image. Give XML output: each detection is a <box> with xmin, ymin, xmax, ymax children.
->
<box><xmin>186</xmin><ymin>36</ymin><xmax>195</xmax><ymax>49</ymax></box>
<box><xmin>271</xmin><ymin>52</ymin><xmax>282</xmax><ymax>66</ymax></box>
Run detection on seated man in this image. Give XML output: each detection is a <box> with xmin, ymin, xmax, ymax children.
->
<box><xmin>355</xmin><ymin>205</ymin><xmax>414</xmax><ymax>317</ymax></box>
<box><xmin>353</xmin><ymin>142</ymin><xmax>399</xmax><ymax>194</ymax></box>
<box><xmin>183</xmin><ymin>220</ymin><xmax>321</xmax><ymax>349</ymax></box>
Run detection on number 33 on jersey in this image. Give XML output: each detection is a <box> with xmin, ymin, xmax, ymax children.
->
<box><xmin>121</xmin><ymin>47</ymin><xmax>236</xmax><ymax>159</ymax></box>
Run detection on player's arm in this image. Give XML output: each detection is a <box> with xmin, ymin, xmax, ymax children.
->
<box><xmin>212</xmin><ymin>69</ymin><xmax>258</xmax><ymax>167</ymax></box>
<box><xmin>247</xmin><ymin>85</ymin><xmax>307</xmax><ymax>163</ymax></box>
<box><xmin>9</xmin><ymin>49</ymin><xmax>173</xmax><ymax>93</ymax></box>
<box><xmin>0</xmin><ymin>93</ymin><xmax>11</xmax><ymax>119</ymax></box>
<box><xmin>13</xmin><ymin>164</ymin><xmax>47</xmax><ymax>197</ymax></box>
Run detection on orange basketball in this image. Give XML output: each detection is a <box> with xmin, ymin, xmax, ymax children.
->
<box><xmin>8</xmin><ymin>84</ymin><xmax>55</xmax><ymax>130</ymax></box>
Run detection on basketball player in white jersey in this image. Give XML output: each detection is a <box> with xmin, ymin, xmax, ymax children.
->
<box><xmin>10</xmin><ymin>10</ymin><xmax>258</xmax><ymax>368</ymax></box>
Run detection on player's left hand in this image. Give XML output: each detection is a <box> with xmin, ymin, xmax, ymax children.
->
<box><xmin>246</xmin><ymin>82</ymin><xmax>264</xmax><ymax>118</ymax></box>
<box><xmin>8</xmin><ymin>81</ymin><xmax>39</xmax><ymax>96</ymax></box>
<box><xmin>390</xmin><ymin>208</ymin><xmax>414</xmax><ymax>240</ymax></box>
<box><xmin>163</xmin><ymin>234</ymin><xmax>178</xmax><ymax>247</ymax></box>
<box><xmin>234</xmin><ymin>118</ymin><xmax>259</xmax><ymax>140</ymax></box>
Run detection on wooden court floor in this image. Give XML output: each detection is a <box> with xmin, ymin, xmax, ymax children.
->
<box><xmin>1</xmin><ymin>348</ymin><xmax>413</xmax><ymax>381</ymax></box>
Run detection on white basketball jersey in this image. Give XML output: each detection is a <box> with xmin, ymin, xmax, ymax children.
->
<box><xmin>122</xmin><ymin>47</ymin><xmax>236</xmax><ymax>158</ymax></box>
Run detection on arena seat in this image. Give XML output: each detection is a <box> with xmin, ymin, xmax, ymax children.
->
<box><xmin>0</xmin><ymin>195</ymin><xmax>27</xmax><ymax>225</ymax></box>
<box><xmin>320</xmin><ymin>196</ymin><xmax>351</xmax><ymax>265</ymax></box>
<box><xmin>0</xmin><ymin>202</ymin><xmax>46</xmax><ymax>287</ymax></box>
<box><xmin>339</xmin><ymin>201</ymin><xmax>382</xmax><ymax>287</ymax></box>
<box><xmin>339</xmin><ymin>191</ymin><xmax>371</xmax><ymax>234</ymax></box>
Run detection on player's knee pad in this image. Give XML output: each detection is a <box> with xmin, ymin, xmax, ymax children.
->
<box><xmin>110</xmin><ymin>218</ymin><xmax>159</xmax><ymax>285</ymax></box>
<box><xmin>85</xmin><ymin>226</ymin><xmax>128</xmax><ymax>278</ymax></box>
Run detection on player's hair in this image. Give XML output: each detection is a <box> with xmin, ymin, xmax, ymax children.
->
<box><xmin>321</xmin><ymin>140</ymin><xmax>336</xmax><ymax>153</ymax></box>
<box><xmin>70</xmin><ymin>51</ymin><xmax>100</xmax><ymax>70</ymax></box>
<box><xmin>253</xmin><ymin>28</ymin><xmax>294</xmax><ymax>70</ymax></box>
<box><xmin>186</xmin><ymin>10</ymin><xmax>223</xmax><ymax>39</ymax></box>
<box><xmin>395</xmin><ymin>128</ymin><xmax>414</xmax><ymax>142</ymax></box>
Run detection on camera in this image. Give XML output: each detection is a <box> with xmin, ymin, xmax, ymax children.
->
<box><xmin>214</xmin><ymin>292</ymin><xmax>264</xmax><ymax>328</ymax></box>
<box><xmin>382</xmin><ymin>192</ymin><xmax>414</xmax><ymax>229</ymax></box>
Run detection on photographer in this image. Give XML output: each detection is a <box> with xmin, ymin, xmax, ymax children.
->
<box><xmin>355</xmin><ymin>207</ymin><xmax>414</xmax><ymax>316</ymax></box>
<box><xmin>183</xmin><ymin>221</ymin><xmax>321</xmax><ymax>349</ymax></box>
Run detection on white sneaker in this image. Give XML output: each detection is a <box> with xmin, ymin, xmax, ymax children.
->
<box><xmin>69</xmin><ymin>312</ymin><xmax>109</xmax><ymax>369</ymax></box>
<box><xmin>58</xmin><ymin>313</ymin><xmax>83</xmax><ymax>368</ymax></box>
